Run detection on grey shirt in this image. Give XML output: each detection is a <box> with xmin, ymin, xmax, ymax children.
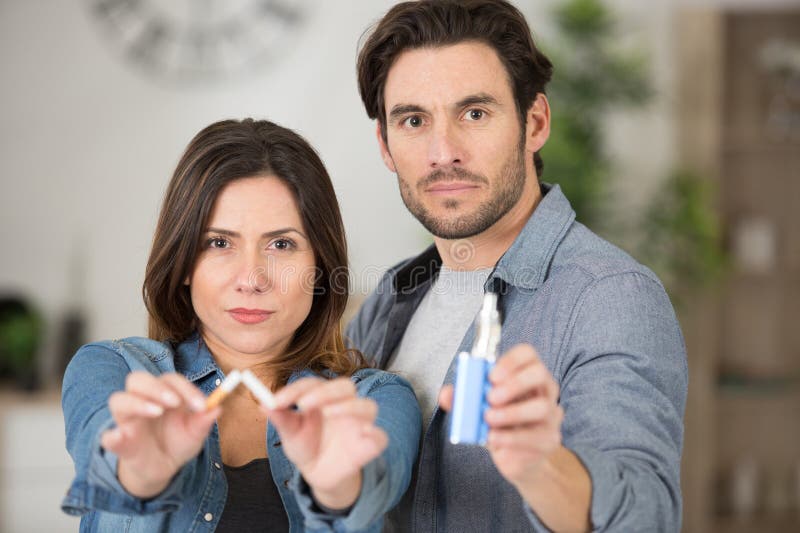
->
<box><xmin>346</xmin><ymin>183</ymin><xmax>687</xmax><ymax>532</ymax></box>
<box><xmin>388</xmin><ymin>266</ymin><xmax>492</xmax><ymax>426</ymax></box>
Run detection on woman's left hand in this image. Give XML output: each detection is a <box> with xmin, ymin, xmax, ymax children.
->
<box><xmin>267</xmin><ymin>377</ymin><xmax>388</xmax><ymax>510</ymax></box>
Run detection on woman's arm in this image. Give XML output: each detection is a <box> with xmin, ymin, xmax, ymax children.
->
<box><xmin>61</xmin><ymin>343</ymin><xmax>216</xmax><ymax>515</ymax></box>
<box><xmin>268</xmin><ymin>371</ymin><xmax>422</xmax><ymax>530</ymax></box>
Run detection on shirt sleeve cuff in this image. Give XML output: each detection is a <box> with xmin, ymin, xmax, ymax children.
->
<box><xmin>292</xmin><ymin>456</ymin><xmax>389</xmax><ymax>532</ymax></box>
<box><xmin>61</xmin><ymin>418</ymin><xmax>186</xmax><ymax>516</ymax></box>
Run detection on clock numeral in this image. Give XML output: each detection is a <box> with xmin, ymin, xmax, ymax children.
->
<box><xmin>130</xmin><ymin>19</ymin><xmax>173</xmax><ymax>74</ymax></box>
<box><xmin>255</xmin><ymin>0</ymin><xmax>302</xmax><ymax>26</ymax></box>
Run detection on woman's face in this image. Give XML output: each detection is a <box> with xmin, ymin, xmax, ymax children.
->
<box><xmin>188</xmin><ymin>175</ymin><xmax>316</xmax><ymax>367</ymax></box>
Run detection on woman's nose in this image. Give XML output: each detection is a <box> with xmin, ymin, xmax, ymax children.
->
<box><xmin>235</xmin><ymin>252</ymin><xmax>272</xmax><ymax>293</ymax></box>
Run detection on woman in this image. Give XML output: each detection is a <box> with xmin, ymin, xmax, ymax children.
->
<box><xmin>60</xmin><ymin>119</ymin><xmax>421</xmax><ymax>532</ymax></box>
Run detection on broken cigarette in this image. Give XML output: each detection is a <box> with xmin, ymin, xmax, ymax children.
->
<box><xmin>241</xmin><ymin>369</ymin><xmax>277</xmax><ymax>410</ymax></box>
<box><xmin>205</xmin><ymin>369</ymin><xmax>242</xmax><ymax>410</ymax></box>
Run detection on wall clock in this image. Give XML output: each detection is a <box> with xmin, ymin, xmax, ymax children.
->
<box><xmin>88</xmin><ymin>0</ymin><xmax>311</xmax><ymax>84</ymax></box>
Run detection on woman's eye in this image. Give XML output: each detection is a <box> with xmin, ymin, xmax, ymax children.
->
<box><xmin>271</xmin><ymin>238</ymin><xmax>294</xmax><ymax>251</ymax></box>
<box><xmin>403</xmin><ymin>115</ymin><xmax>423</xmax><ymax>128</ymax></box>
<box><xmin>466</xmin><ymin>109</ymin><xmax>484</xmax><ymax>121</ymax></box>
<box><xmin>207</xmin><ymin>237</ymin><xmax>229</xmax><ymax>249</ymax></box>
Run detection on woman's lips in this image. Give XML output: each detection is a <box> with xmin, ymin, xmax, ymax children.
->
<box><xmin>228</xmin><ymin>308</ymin><xmax>274</xmax><ymax>324</ymax></box>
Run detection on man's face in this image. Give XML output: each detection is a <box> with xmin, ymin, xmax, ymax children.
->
<box><xmin>378</xmin><ymin>41</ymin><xmax>532</xmax><ymax>240</ymax></box>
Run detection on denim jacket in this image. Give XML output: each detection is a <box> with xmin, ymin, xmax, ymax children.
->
<box><xmin>346</xmin><ymin>184</ymin><xmax>688</xmax><ymax>532</ymax></box>
<box><xmin>61</xmin><ymin>334</ymin><xmax>421</xmax><ymax>532</ymax></box>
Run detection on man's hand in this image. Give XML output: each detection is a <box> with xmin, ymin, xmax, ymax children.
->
<box><xmin>439</xmin><ymin>344</ymin><xmax>563</xmax><ymax>487</ymax></box>
<box><xmin>269</xmin><ymin>377</ymin><xmax>388</xmax><ymax>510</ymax></box>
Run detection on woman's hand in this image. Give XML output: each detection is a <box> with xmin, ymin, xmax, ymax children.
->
<box><xmin>268</xmin><ymin>377</ymin><xmax>388</xmax><ymax>510</ymax></box>
<box><xmin>100</xmin><ymin>371</ymin><xmax>219</xmax><ymax>499</ymax></box>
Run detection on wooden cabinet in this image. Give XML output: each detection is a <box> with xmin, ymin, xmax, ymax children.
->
<box><xmin>678</xmin><ymin>8</ymin><xmax>800</xmax><ymax>533</ymax></box>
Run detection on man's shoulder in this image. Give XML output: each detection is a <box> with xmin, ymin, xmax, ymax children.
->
<box><xmin>551</xmin><ymin>221</ymin><xmax>662</xmax><ymax>288</ymax></box>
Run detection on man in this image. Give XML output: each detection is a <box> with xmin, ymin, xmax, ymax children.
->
<box><xmin>347</xmin><ymin>1</ymin><xmax>687</xmax><ymax>531</ymax></box>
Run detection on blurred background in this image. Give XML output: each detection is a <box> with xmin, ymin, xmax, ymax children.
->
<box><xmin>0</xmin><ymin>0</ymin><xmax>797</xmax><ymax>531</ymax></box>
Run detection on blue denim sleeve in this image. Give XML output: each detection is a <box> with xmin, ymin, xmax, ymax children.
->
<box><xmin>293</xmin><ymin>371</ymin><xmax>422</xmax><ymax>532</ymax></box>
<box><xmin>541</xmin><ymin>272</ymin><xmax>687</xmax><ymax>532</ymax></box>
<box><xmin>60</xmin><ymin>343</ymin><xmax>190</xmax><ymax>516</ymax></box>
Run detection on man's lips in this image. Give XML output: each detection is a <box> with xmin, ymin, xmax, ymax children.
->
<box><xmin>228</xmin><ymin>308</ymin><xmax>274</xmax><ymax>324</ymax></box>
<box><xmin>425</xmin><ymin>181</ymin><xmax>481</xmax><ymax>194</ymax></box>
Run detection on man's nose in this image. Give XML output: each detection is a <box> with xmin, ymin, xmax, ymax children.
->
<box><xmin>428</xmin><ymin>121</ymin><xmax>465</xmax><ymax>168</ymax></box>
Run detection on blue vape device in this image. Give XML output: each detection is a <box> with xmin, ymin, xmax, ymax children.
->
<box><xmin>449</xmin><ymin>292</ymin><xmax>501</xmax><ymax>445</ymax></box>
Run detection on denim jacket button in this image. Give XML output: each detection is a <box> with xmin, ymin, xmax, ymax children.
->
<box><xmin>283</xmin><ymin>479</ymin><xmax>290</xmax><ymax>487</ymax></box>
<box><xmin>204</xmin><ymin>513</ymin><xmax>213</xmax><ymax>522</ymax></box>
<box><xmin>214</xmin><ymin>378</ymin><xmax>222</xmax><ymax>386</ymax></box>
<box><xmin>213</xmin><ymin>462</ymin><xmax>221</xmax><ymax>470</ymax></box>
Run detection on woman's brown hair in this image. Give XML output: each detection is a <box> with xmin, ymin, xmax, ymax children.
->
<box><xmin>143</xmin><ymin>119</ymin><xmax>364</xmax><ymax>387</ymax></box>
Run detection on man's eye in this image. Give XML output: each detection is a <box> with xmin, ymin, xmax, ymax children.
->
<box><xmin>404</xmin><ymin>116</ymin><xmax>423</xmax><ymax>128</ymax></box>
<box><xmin>466</xmin><ymin>109</ymin><xmax>484</xmax><ymax>121</ymax></box>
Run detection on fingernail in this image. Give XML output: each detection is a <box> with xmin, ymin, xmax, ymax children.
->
<box><xmin>145</xmin><ymin>403</ymin><xmax>164</xmax><ymax>416</ymax></box>
<box><xmin>162</xmin><ymin>391</ymin><xmax>180</xmax><ymax>407</ymax></box>
<box><xmin>190</xmin><ymin>396</ymin><xmax>206</xmax><ymax>412</ymax></box>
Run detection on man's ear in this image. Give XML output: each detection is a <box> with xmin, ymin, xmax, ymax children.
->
<box><xmin>524</xmin><ymin>93</ymin><xmax>551</xmax><ymax>154</ymax></box>
<box><xmin>376</xmin><ymin>122</ymin><xmax>397</xmax><ymax>173</ymax></box>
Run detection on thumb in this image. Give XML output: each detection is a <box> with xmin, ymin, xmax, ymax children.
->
<box><xmin>186</xmin><ymin>407</ymin><xmax>221</xmax><ymax>440</ymax></box>
<box><xmin>268</xmin><ymin>408</ymin><xmax>303</xmax><ymax>437</ymax></box>
<box><xmin>438</xmin><ymin>385</ymin><xmax>454</xmax><ymax>412</ymax></box>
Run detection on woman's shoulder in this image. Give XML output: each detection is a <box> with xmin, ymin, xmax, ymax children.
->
<box><xmin>350</xmin><ymin>367</ymin><xmax>416</xmax><ymax>397</ymax></box>
<box><xmin>71</xmin><ymin>336</ymin><xmax>177</xmax><ymax>373</ymax></box>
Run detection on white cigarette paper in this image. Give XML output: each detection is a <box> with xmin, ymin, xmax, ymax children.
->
<box><xmin>241</xmin><ymin>369</ymin><xmax>277</xmax><ymax>409</ymax></box>
<box><xmin>205</xmin><ymin>369</ymin><xmax>243</xmax><ymax>409</ymax></box>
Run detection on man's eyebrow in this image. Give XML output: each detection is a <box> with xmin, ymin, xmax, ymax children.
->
<box><xmin>455</xmin><ymin>93</ymin><xmax>501</xmax><ymax>109</ymax></box>
<box><xmin>388</xmin><ymin>104</ymin><xmax>427</xmax><ymax>121</ymax></box>
<box><xmin>205</xmin><ymin>227</ymin><xmax>308</xmax><ymax>240</ymax></box>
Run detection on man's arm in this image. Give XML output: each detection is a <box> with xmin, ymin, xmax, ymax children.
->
<box><xmin>440</xmin><ymin>345</ymin><xmax>591</xmax><ymax>533</ymax></box>
<box><xmin>441</xmin><ymin>271</ymin><xmax>687</xmax><ymax>532</ymax></box>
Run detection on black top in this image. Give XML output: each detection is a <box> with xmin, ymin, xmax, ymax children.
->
<box><xmin>216</xmin><ymin>458</ymin><xmax>290</xmax><ymax>533</ymax></box>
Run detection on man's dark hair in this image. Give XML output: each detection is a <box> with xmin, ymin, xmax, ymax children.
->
<box><xmin>357</xmin><ymin>0</ymin><xmax>554</xmax><ymax>177</ymax></box>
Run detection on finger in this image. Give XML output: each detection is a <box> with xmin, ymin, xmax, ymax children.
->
<box><xmin>124</xmin><ymin>372</ymin><xmax>182</xmax><ymax>409</ymax></box>
<box><xmin>294</xmin><ymin>378</ymin><xmax>357</xmax><ymax>412</ymax></box>
<box><xmin>184</xmin><ymin>407</ymin><xmax>222</xmax><ymax>440</ymax></box>
<box><xmin>160</xmin><ymin>373</ymin><xmax>207</xmax><ymax>412</ymax></box>
<box><xmin>273</xmin><ymin>377</ymin><xmax>325</xmax><ymax>409</ymax></box>
<box><xmin>349</xmin><ymin>425</ymin><xmax>389</xmax><ymax>465</ymax></box>
<box><xmin>108</xmin><ymin>391</ymin><xmax>165</xmax><ymax>423</ymax></box>
<box><xmin>438</xmin><ymin>385</ymin><xmax>454</xmax><ymax>412</ymax></box>
<box><xmin>485</xmin><ymin>398</ymin><xmax>562</xmax><ymax>428</ymax></box>
<box><xmin>487</xmin><ymin>362</ymin><xmax>557</xmax><ymax>407</ymax></box>
<box><xmin>322</xmin><ymin>398</ymin><xmax>378</xmax><ymax>421</ymax></box>
<box><xmin>486</xmin><ymin>424</ymin><xmax>563</xmax><ymax>451</ymax></box>
<box><xmin>489</xmin><ymin>344</ymin><xmax>541</xmax><ymax>384</ymax></box>
<box><xmin>100</xmin><ymin>426</ymin><xmax>126</xmax><ymax>454</ymax></box>
<box><xmin>268</xmin><ymin>406</ymin><xmax>303</xmax><ymax>434</ymax></box>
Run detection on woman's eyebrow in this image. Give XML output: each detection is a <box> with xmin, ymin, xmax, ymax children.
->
<box><xmin>205</xmin><ymin>227</ymin><xmax>308</xmax><ymax>240</ymax></box>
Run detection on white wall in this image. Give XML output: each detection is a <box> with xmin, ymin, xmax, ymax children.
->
<box><xmin>2</xmin><ymin>0</ymin><xmax>790</xmax><ymax>375</ymax></box>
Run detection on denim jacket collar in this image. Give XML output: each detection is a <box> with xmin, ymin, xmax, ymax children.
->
<box><xmin>173</xmin><ymin>333</ymin><xmax>218</xmax><ymax>383</ymax></box>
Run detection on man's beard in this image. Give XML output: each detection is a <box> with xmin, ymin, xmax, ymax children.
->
<box><xmin>397</xmin><ymin>143</ymin><xmax>527</xmax><ymax>240</ymax></box>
